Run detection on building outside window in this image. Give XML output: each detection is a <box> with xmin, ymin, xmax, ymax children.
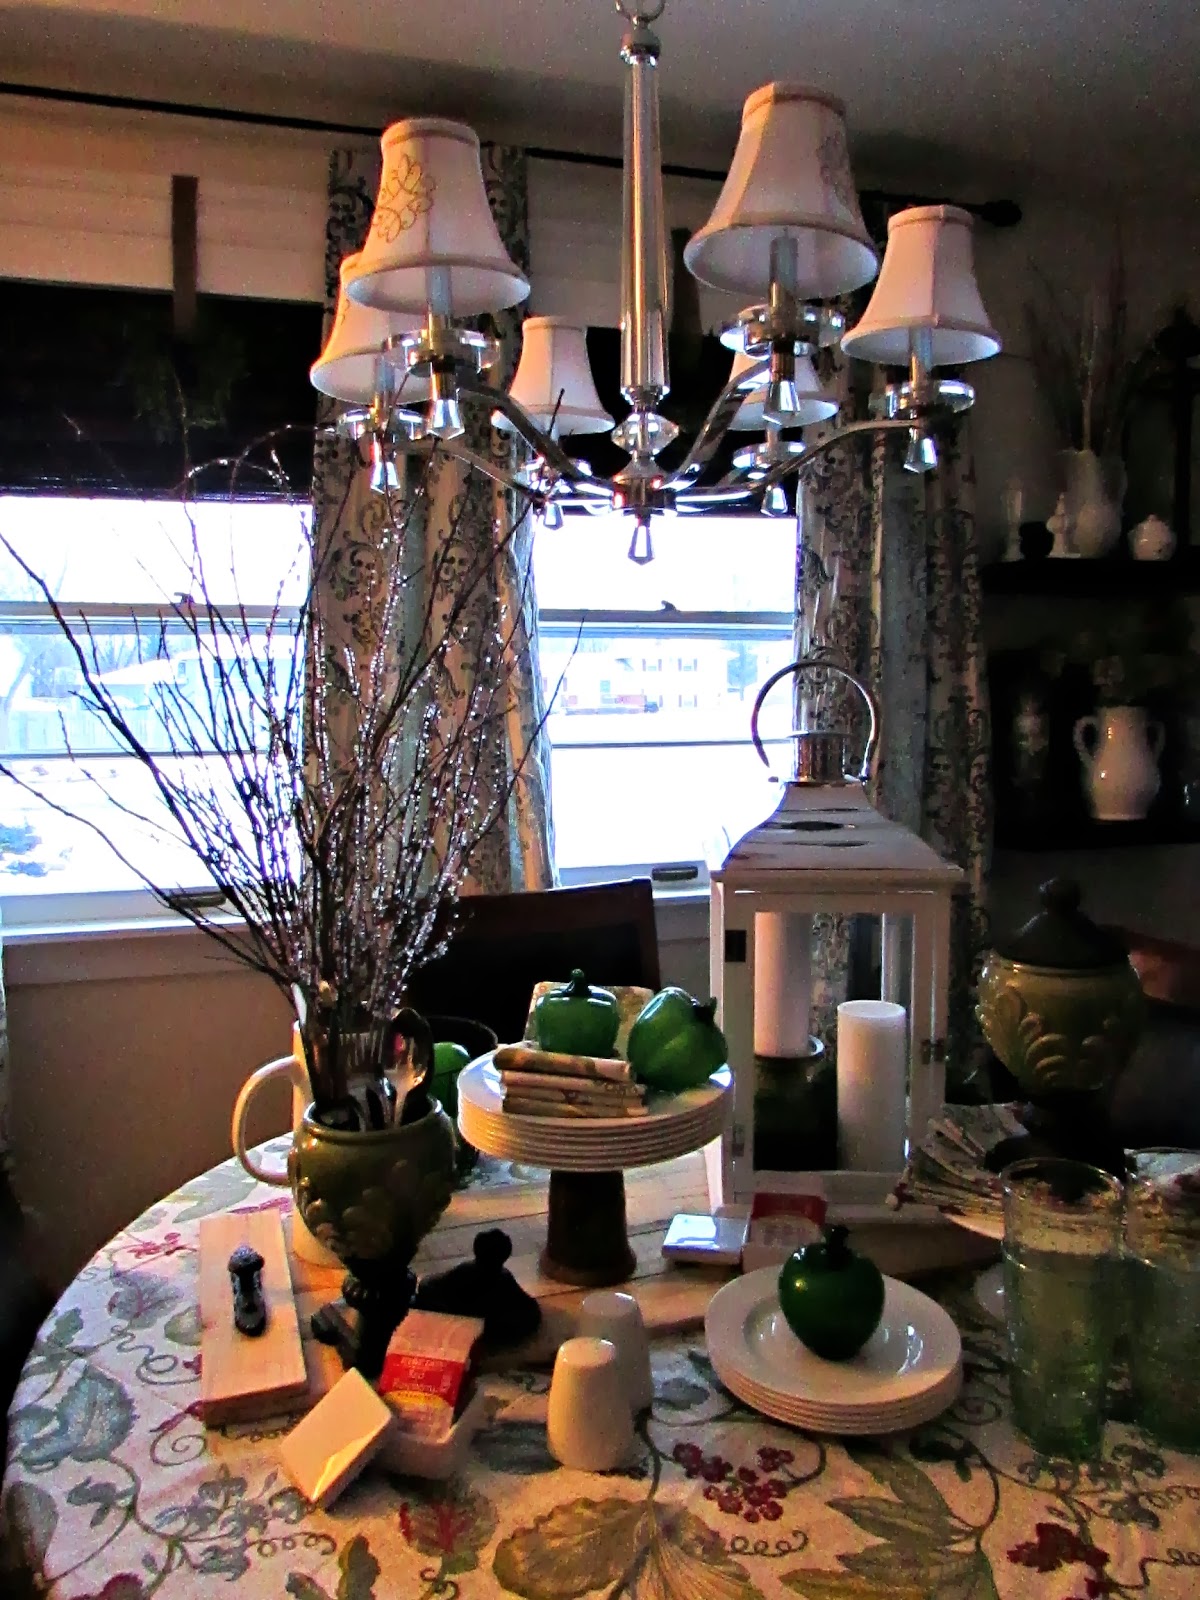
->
<box><xmin>0</xmin><ymin>496</ymin><xmax>309</xmax><ymax>927</ymax></box>
<box><xmin>534</xmin><ymin>510</ymin><xmax>796</xmax><ymax>887</ymax></box>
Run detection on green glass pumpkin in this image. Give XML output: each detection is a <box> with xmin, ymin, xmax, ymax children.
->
<box><xmin>777</xmin><ymin>1225</ymin><xmax>885</xmax><ymax>1362</ymax></box>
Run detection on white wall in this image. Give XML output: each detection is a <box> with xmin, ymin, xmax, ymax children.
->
<box><xmin>7</xmin><ymin>932</ymin><xmax>295</xmax><ymax>1291</ymax></box>
<box><xmin>969</xmin><ymin>187</ymin><xmax>1200</xmax><ymax>558</ymax></box>
<box><xmin>6</xmin><ymin>900</ymin><xmax>710</xmax><ymax>1294</ymax></box>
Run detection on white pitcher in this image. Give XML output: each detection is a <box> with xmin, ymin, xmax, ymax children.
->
<box><xmin>1073</xmin><ymin>705</ymin><xmax>1165</xmax><ymax>821</ymax></box>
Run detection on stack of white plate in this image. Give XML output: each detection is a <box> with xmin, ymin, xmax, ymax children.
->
<box><xmin>705</xmin><ymin>1267</ymin><xmax>962</xmax><ymax>1435</ymax></box>
<box><xmin>457</xmin><ymin>1054</ymin><xmax>732</xmax><ymax>1172</ymax></box>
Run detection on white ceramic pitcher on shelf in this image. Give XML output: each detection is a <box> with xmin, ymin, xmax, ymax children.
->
<box><xmin>231</xmin><ymin>1026</ymin><xmax>340</xmax><ymax>1267</ymax></box>
<box><xmin>1073</xmin><ymin>706</ymin><xmax>1165</xmax><ymax>821</ymax></box>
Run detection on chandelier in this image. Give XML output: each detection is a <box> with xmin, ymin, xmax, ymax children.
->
<box><xmin>310</xmin><ymin>0</ymin><xmax>1002</xmax><ymax>562</ymax></box>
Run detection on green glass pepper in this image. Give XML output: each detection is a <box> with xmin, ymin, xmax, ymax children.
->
<box><xmin>532</xmin><ymin>969</ymin><xmax>620</xmax><ymax>1057</ymax></box>
<box><xmin>777</xmin><ymin>1225</ymin><xmax>885</xmax><ymax>1362</ymax></box>
<box><xmin>626</xmin><ymin>987</ymin><xmax>727</xmax><ymax>1092</ymax></box>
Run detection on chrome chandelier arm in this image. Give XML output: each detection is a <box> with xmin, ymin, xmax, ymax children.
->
<box><xmin>754</xmin><ymin>417</ymin><xmax>917</xmax><ymax>495</ymax></box>
<box><xmin>432</xmin><ymin>437</ymin><xmax>548</xmax><ymax>498</ymax></box>
<box><xmin>662</xmin><ymin>357</ymin><xmax>768</xmax><ymax>489</ymax></box>
<box><xmin>457</xmin><ymin>374</ymin><xmax>603</xmax><ymax>491</ymax></box>
<box><xmin>672</xmin><ymin>416</ymin><xmax>921</xmax><ymax>511</ymax></box>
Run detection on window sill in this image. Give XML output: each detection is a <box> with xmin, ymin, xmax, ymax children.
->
<box><xmin>3</xmin><ymin>914</ymin><xmax>253</xmax><ymax>986</ymax></box>
<box><xmin>3</xmin><ymin>886</ymin><xmax>712</xmax><ymax>987</ymax></box>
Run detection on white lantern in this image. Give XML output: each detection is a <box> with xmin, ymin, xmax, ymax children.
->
<box><xmin>707</xmin><ymin>660</ymin><xmax>962</xmax><ymax>1220</ymax></box>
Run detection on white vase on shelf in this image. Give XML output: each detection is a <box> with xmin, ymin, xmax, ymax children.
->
<box><xmin>1061</xmin><ymin>449</ymin><xmax>1125</xmax><ymax>559</ymax></box>
<box><xmin>1045</xmin><ymin>493</ymin><xmax>1073</xmax><ymax>558</ymax></box>
<box><xmin>1129</xmin><ymin>514</ymin><xmax>1176</xmax><ymax>562</ymax></box>
<box><xmin>1073</xmin><ymin>705</ymin><xmax>1164</xmax><ymax>821</ymax></box>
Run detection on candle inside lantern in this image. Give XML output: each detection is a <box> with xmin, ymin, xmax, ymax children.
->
<box><xmin>836</xmin><ymin>999</ymin><xmax>907</xmax><ymax>1171</ymax></box>
<box><xmin>753</xmin><ymin>912</ymin><xmax>813</xmax><ymax>1058</ymax></box>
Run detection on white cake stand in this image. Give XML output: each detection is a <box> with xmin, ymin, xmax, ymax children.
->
<box><xmin>458</xmin><ymin>1054</ymin><xmax>732</xmax><ymax>1286</ymax></box>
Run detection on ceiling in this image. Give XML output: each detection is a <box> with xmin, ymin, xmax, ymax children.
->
<box><xmin>3</xmin><ymin>0</ymin><xmax>1200</xmax><ymax>199</ymax></box>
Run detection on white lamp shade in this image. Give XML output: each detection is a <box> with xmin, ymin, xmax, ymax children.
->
<box><xmin>310</xmin><ymin>255</ymin><xmax>428</xmax><ymax>404</ymax></box>
<box><xmin>345</xmin><ymin>118</ymin><xmax>529</xmax><ymax>317</ymax></box>
<box><xmin>685</xmin><ymin>84</ymin><xmax>878</xmax><ymax>299</ymax></box>
<box><xmin>502</xmin><ymin>316</ymin><xmax>613</xmax><ymax>435</ymax></box>
<box><xmin>729</xmin><ymin>347</ymin><xmax>839</xmax><ymax>429</ymax></box>
<box><xmin>841</xmin><ymin>205</ymin><xmax>1001</xmax><ymax>366</ymax></box>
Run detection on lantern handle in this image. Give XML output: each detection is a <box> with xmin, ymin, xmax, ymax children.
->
<box><xmin>750</xmin><ymin>657</ymin><xmax>880</xmax><ymax>782</ymax></box>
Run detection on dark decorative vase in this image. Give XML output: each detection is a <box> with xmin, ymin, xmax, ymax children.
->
<box><xmin>288</xmin><ymin>1099</ymin><xmax>457</xmax><ymax>1373</ymax></box>
<box><xmin>976</xmin><ymin>878</ymin><xmax>1144</xmax><ymax>1174</ymax></box>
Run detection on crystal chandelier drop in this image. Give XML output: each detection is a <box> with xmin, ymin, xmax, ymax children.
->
<box><xmin>311</xmin><ymin>0</ymin><xmax>1001</xmax><ymax>562</ymax></box>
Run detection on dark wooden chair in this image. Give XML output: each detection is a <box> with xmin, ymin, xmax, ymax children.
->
<box><xmin>1108</xmin><ymin>926</ymin><xmax>1200</xmax><ymax>1151</ymax></box>
<box><xmin>0</xmin><ymin>1172</ymin><xmax>54</xmax><ymax>1466</ymax></box>
<box><xmin>406</xmin><ymin>878</ymin><xmax>662</xmax><ymax>1047</ymax></box>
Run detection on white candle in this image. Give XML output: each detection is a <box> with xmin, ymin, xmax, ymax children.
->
<box><xmin>753</xmin><ymin>912</ymin><xmax>813</xmax><ymax>1058</ymax></box>
<box><xmin>836</xmin><ymin>999</ymin><xmax>908</xmax><ymax>1171</ymax></box>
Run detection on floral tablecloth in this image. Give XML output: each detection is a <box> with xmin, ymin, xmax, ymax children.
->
<box><xmin>4</xmin><ymin>1156</ymin><xmax>1200</xmax><ymax>1599</ymax></box>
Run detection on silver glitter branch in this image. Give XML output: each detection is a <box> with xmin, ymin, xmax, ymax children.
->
<box><xmin>0</xmin><ymin>443</ymin><xmax>547</xmax><ymax>1109</ymax></box>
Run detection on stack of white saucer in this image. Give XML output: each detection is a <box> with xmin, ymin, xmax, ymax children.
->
<box><xmin>457</xmin><ymin>1054</ymin><xmax>731</xmax><ymax>1173</ymax></box>
<box><xmin>704</xmin><ymin>1268</ymin><xmax>962</xmax><ymax>1436</ymax></box>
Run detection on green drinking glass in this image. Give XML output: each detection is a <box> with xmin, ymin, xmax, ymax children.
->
<box><xmin>1124</xmin><ymin>1155</ymin><xmax>1200</xmax><ymax>1452</ymax></box>
<box><xmin>1002</xmin><ymin>1157</ymin><xmax>1124</xmax><ymax>1459</ymax></box>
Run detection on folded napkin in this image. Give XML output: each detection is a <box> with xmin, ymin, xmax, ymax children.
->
<box><xmin>499</xmin><ymin>1069</ymin><xmax>644</xmax><ymax>1101</ymax></box>
<box><xmin>494</xmin><ymin>1044</ymin><xmax>633</xmax><ymax>1084</ymax></box>
<box><xmin>892</xmin><ymin>1103</ymin><xmax>1026</xmax><ymax>1224</ymax></box>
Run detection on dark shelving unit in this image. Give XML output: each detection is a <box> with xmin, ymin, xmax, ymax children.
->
<box><xmin>982</xmin><ymin>548</ymin><xmax>1200</xmax><ymax>598</ymax></box>
<box><xmin>994</xmin><ymin>815</ymin><xmax>1200</xmax><ymax>853</ymax></box>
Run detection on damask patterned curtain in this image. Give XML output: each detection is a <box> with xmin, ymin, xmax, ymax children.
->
<box><xmin>797</xmin><ymin>363</ymin><xmax>993</xmax><ymax>1100</ymax></box>
<box><xmin>0</xmin><ymin>923</ymin><xmax>9</xmax><ymax>1179</ymax></box>
<box><xmin>311</xmin><ymin>145</ymin><xmax>555</xmax><ymax>894</ymax></box>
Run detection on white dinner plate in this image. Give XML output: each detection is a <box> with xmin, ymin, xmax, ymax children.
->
<box><xmin>717</xmin><ymin>1355</ymin><xmax>964</xmax><ymax>1423</ymax></box>
<box><xmin>459</xmin><ymin>1095</ymin><xmax>726</xmax><ymax>1140</ymax></box>
<box><xmin>463</xmin><ymin>1055</ymin><xmax>731</xmax><ymax>1128</ymax></box>
<box><xmin>940</xmin><ymin>1207</ymin><xmax>1004</xmax><ymax>1242</ymax></box>
<box><xmin>715</xmin><ymin>1360</ymin><xmax>962</xmax><ymax>1427</ymax></box>
<box><xmin>458</xmin><ymin>1057</ymin><xmax>732</xmax><ymax>1171</ymax></box>
<box><xmin>720</xmin><ymin>1350</ymin><xmax>972</xmax><ymax>1414</ymax></box>
<box><xmin>455</xmin><ymin>1120</ymin><xmax>727</xmax><ymax>1172</ymax></box>
<box><xmin>461</xmin><ymin>1097</ymin><xmax>725</xmax><ymax>1138</ymax></box>
<box><xmin>715</xmin><ymin>1362</ymin><xmax>962</xmax><ymax>1436</ymax></box>
<box><xmin>974</xmin><ymin>1261</ymin><xmax>1005</xmax><ymax>1320</ymax></box>
<box><xmin>706</xmin><ymin>1268</ymin><xmax>962</xmax><ymax>1417</ymax></box>
<box><xmin>458</xmin><ymin>1118</ymin><xmax>725</xmax><ymax>1159</ymax></box>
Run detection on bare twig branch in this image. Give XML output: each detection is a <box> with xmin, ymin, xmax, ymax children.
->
<box><xmin>0</xmin><ymin>434</ymin><xmax>547</xmax><ymax>1110</ymax></box>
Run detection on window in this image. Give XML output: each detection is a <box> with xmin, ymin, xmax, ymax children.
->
<box><xmin>0</xmin><ymin>496</ymin><xmax>309</xmax><ymax>926</ymax></box>
<box><xmin>535</xmin><ymin>512</ymin><xmax>797</xmax><ymax>886</ymax></box>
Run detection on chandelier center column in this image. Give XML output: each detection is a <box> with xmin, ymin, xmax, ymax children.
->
<box><xmin>619</xmin><ymin>6</ymin><xmax>670</xmax><ymax>413</ymax></box>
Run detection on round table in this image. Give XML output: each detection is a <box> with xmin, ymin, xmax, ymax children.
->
<box><xmin>4</xmin><ymin>1149</ymin><xmax>1198</xmax><ymax>1599</ymax></box>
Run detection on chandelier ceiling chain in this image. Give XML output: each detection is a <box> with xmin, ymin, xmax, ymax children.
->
<box><xmin>310</xmin><ymin>0</ymin><xmax>1002</xmax><ymax>562</ymax></box>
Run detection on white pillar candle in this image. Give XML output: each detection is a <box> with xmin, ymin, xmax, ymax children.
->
<box><xmin>753</xmin><ymin>912</ymin><xmax>813</xmax><ymax>1058</ymax></box>
<box><xmin>836</xmin><ymin>999</ymin><xmax>908</xmax><ymax>1171</ymax></box>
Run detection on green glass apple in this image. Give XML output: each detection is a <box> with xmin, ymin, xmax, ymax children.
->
<box><xmin>777</xmin><ymin>1225</ymin><xmax>885</xmax><ymax>1362</ymax></box>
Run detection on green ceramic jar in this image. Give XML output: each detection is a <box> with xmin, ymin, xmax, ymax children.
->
<box><xmin>976</xmin><ymin>878</ymin><xmax>1144</xmax><ymax>1099</ymax></box>
<box><xmin>287</xmin><ymin>1100</ymin><xmax>457</xmax><ymax>1274</ymax></box>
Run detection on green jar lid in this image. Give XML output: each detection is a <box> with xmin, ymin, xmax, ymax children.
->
<box><xmin>994</xmin><ymin>877</ymin><xmax>1128</xmax><ymax>970</ymax></box>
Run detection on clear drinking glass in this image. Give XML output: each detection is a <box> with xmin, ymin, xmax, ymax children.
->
<box><xmin>1002</xmin><ymin>1157</ymin><xmax>1124</xmax><ymax>1458</ymax></box>
<box><xmin>1124</xmin><ymin>1157</ymin><xmax>1200</xmax><ymax>1451</ymax></box>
